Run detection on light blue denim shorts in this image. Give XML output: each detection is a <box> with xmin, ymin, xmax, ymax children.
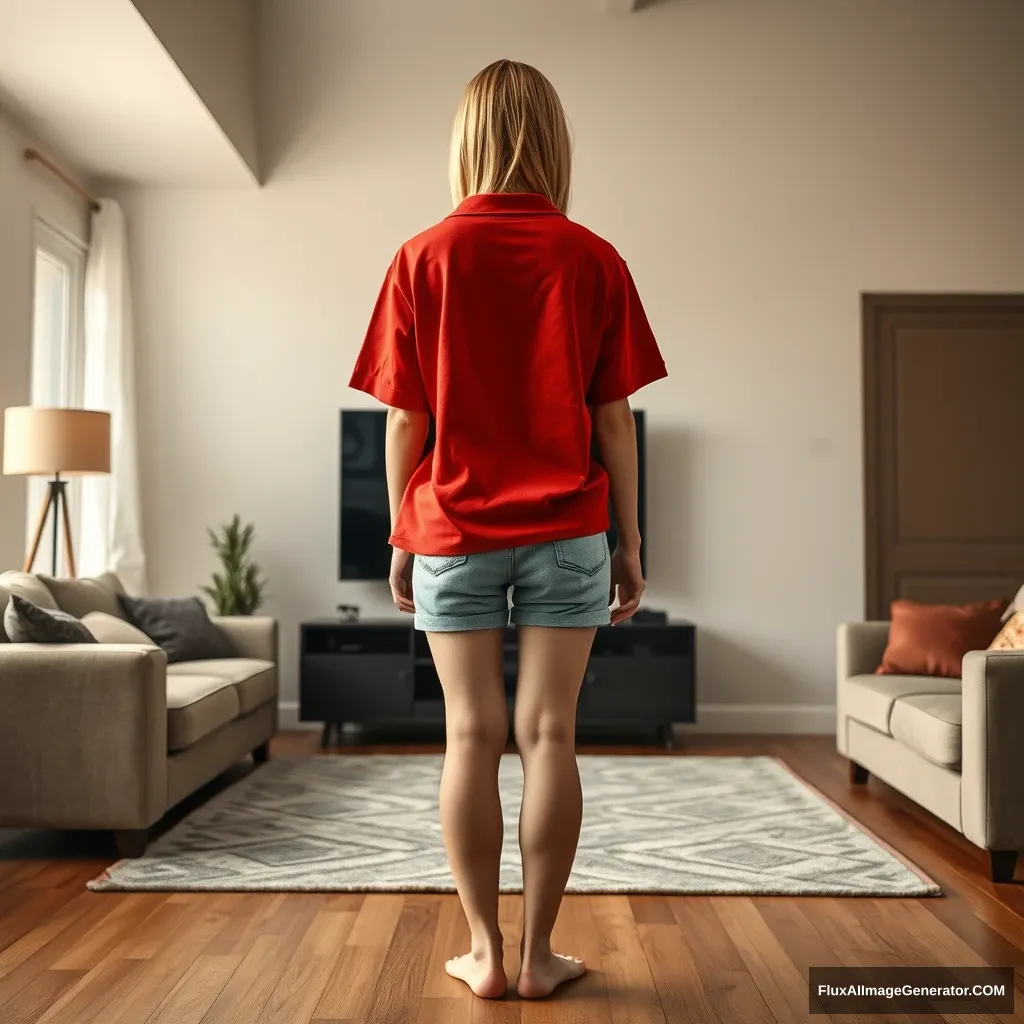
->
<box><xmin>413</xmin><ymin>533</ymin><xmax>612</xmax><ymax>632</ymax></box>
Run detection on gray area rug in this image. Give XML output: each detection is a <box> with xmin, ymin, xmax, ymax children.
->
<box><xmin>89</xmin><ymin>755</ymin><xmax>939</xmax><ymax>896</ymax></box>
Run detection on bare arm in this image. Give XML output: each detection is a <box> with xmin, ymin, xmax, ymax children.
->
<box><xmin>385</xmin><ymin>407</ymin><xmax>430</xmax><ymax>534</ymax></box>
<box><xmin>592</xmin><ymin>399</ymin><xmax>640</xmax><ymax>556</ymax></box>
<box><xmin>593</xmin><ymin>398</ymin><xmax>645</xmax><ymax>624</ymax></box>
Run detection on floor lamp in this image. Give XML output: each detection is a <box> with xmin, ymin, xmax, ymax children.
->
<box><xmin>2</xmin><ymin>407</ymin><xmax>111</xmax><ymax>577</ymax></box>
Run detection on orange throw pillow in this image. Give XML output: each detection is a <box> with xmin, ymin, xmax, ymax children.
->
<box><xmin>877</xmin><ymin>598</ymin><xmax>1008</xmax><ymax>678</ymax></box>
<box><xmin>989</xmin><ymin>611</ymin><xmax>1024</xmax><ymax>651</ymax></box>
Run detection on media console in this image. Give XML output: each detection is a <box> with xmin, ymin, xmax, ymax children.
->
<box><xmin>300</xmin><ymin>618</ymin><xmax>696</xmax><ymax>747</ymax></box>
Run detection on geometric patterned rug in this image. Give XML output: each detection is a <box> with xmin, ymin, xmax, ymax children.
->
<box><xmin>88</xmin><ymin>755</ymin><xmax>939</xmax><ymax>896</ymax></box>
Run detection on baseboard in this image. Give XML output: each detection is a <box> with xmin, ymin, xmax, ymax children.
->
<box><xmin>278</xmin><ymin>701</ymin><xmax>836</xmax><ymax>735</ymax></box>
<box><xmin>680</xmin><ymin>703</ymin><xmax>836</xmax><ymax>735</ymax></box>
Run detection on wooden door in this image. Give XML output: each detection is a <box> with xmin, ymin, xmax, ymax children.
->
<box><xmin>863</xmin><ymin>294</ymin><xmax>1024</xmax><ymax>619</ymax></box>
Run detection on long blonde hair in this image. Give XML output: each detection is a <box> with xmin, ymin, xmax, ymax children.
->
<box><xmin>449</xmin><ymin>60</ymin><xmax>573</xmax><ymax>214</ymax></box>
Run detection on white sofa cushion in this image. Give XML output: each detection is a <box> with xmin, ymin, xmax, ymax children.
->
<box><xmin>842</xmin><ymin>673</ymin><xmax>962</xmax><ymax>735</ymax></box>
<box><xmin>890</xmin><ymin>694</ymin><xmax>962</xmax><ymax>768</ymax></box>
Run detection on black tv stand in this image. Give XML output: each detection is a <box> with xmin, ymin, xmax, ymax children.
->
<box><xmin>300</xmin><ymin>619</ymin><xmax>696</xmax><ymax>747</ymax></box>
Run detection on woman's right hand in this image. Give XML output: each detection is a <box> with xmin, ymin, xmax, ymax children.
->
<box><xmin>609</xmin><ymin>547</ymin><xmax>644</xmax><ymax>625</ymax></box>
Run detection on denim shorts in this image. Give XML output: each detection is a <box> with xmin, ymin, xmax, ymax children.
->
<box><xmin>413</xmin><ymin>533</ymin><xmax>612</xmax><ymax>632</ymax></box>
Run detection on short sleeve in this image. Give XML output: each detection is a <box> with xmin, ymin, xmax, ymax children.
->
<box><xmin>587</xmin><ymin>260</ymin><xmax>667</xmax><ymax>406</ymax></box>
<box><xmin>348</xmin><ymin>258</ymin><xmax>429</xmax><ymax>412</ymax></box>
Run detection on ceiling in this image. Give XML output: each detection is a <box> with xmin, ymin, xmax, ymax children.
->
<box><xmin>0</xmin><ymin>0</ymin><xmax>256</xmax><ymax>186</ymax></box>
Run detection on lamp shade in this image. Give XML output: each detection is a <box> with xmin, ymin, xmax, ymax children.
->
<box><xmin>2</xmin><ymin>407</ymin><xmax>111</xmax><ymax>476</ymax></box>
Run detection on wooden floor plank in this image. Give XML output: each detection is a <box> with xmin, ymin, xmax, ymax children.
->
<box><xmin>636</xmin><ymin>921</ymin><xmax>719</xmax><ymax>1024</ymax></box>
<box><xmin>669</xmin><ymin>897</ymin><xmax>775</xmax><ymax>1024</ymax></box>
<box><xmin>364</xmin><ymin>897</ymin><xmax>442</xmax><ymax>1024</ymax></box>
<box><xmin>50</xmin><ymin>894</ymin><xmax>166</xmax><ymax>970</ymax></box>
<box><xmin>0</xmin><ymin>890</ymin><xmax>96</xmax><ymax>980</ymax></box>
<box><xmin>712</xmin><ymin>897</ymin><xmax>822</xmax><ymax>1024</ymax></box>
<box><xmin>313</xmin><ymin>894</ymin><xmax>406</xmax><ymax>1021</ymax></box>
<box><xmin>0</xmin><ymin>897</ymin><xmax>124</xmax><ymax>1008</ymax></box>
<box><xmin>757</xmin><ymin>899</ymin><xmax>921</xmax><ymax>1024</ymax></box>
<box><xmin>33</xmin><ymin>956</ymin><xmax>145</xmax><ymax>1024</ymax></box>
<box><xmin>147</xmin><ymin>954</ymin><xmax>243</xmax><ymax>1024</ymax></box>
<box><xmin>591</xmin><ymin>894</ymin><xmax>667</xmax><ymax>1024</ymax></box>
<box><xmin>102</xmin><ymin>895</ymin><xmax>236</xmax><ymax>1024</ymax></box>
<box><xmin>261</xmin><ymin>908</ymin><xmax>357</xmax><ymax>1024</ymax></box>
<box><xmin>0</xmin><ymin>969</ymin><xmax>84</xmax><ymax>1024</ymax></box>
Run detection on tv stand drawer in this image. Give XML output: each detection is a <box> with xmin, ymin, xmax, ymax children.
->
<box><xmin>580</xmin><ymin>656</ymin><xmax>691</xmax><ymax>722</ymax></box>
<box><xmin>301</xmin><ymin>654</ymin><xmax>412</xmax><ymax>720</ymax></box>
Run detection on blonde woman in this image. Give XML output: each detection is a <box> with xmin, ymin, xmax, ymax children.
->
<box><xmin>350</xmin><ymin>60</ymin><xmax>666</xmax><ymax>1000</ymax></box>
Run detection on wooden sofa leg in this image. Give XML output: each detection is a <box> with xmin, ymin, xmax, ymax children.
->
<box><xmin>114</xmin><ymin>829</ymin><xmax>148</xmax><ymax>859</ymax></box>
<box><xmin>253</xmin><ymin>740</ymin><xmax>270</xmax><ymax>765</ymax></box>
<box><xmin>849</xmin><ymin>761</ymin><xmax>869</xmax><ymax>785</ymax></box>
<box><xmin>989</xmin><ymin>851</ymin><xmax>1018</xmax><ymax>883</ymax></box>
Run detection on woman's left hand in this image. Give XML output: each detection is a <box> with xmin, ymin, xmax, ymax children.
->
<box><xmin>389</xmin><ymin>547</ymin><xmax>415</xmax><ymax>614</ymax></box>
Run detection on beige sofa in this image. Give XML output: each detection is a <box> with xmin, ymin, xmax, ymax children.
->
<box><xmin>837</xmin><ymin>622</ymin><xmax>1024</xmax><ymax>882</ymax></box>
<box><xmin>0</xmin><ymin>571</ymin><xmax>278</xmax><ymax>857</ymax></box>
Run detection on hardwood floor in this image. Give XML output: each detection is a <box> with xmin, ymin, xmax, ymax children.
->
<box><xmin>0</xmin><ymin>734</ymin><xmax>1021</xmax><ymax>1023</ymax></box>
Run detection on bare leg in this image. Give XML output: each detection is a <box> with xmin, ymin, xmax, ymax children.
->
<box><xmin>513</xmin><ymin>625</ymin><xmax>595</xmax><ymax>999</ymax></box>
<box><xmin>427</xmin><ymin>628</ymin><xmax>508</xmax><ymax>999</ymax></box>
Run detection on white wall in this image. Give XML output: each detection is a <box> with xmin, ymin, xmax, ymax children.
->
<box><xmin>117</xmin><ymin>0</ymin><xmax>1024</xmax><ymax>731</ymax></box>
<box><xmin>0</xmin><ymin>112</ymin><xmax>91</xmax><ymax>570</ymax></box>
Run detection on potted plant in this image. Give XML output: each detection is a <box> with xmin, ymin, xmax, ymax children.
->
<box><xmin>202</xmin><ymin>515</ymin><xmax>267</xmax><ymax>616</ymax></box>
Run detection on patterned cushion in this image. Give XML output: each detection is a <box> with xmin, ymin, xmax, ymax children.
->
<box><xmin>39</xmin><ymin>572</ymin><xmax>126</xmax><ymax>620</ymax></box>
<box><xmin>989</xmin><ymin>611</ymin><xmax>1024</xmax><ymax>651</ymax></box>
<box><xmin>3</xmin><ymin>595</ymin><xmax>97</xmax><ymax>644</ymax></box>
<box><xmin>118</xmin><ymin>595</ymin><xmax>233</xmax><ymax>664</ymax></box>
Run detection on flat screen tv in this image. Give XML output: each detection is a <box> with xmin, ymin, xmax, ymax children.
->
<box><xmin>339</xmin><ymin>409</ymin><xmax>647</xmax><ymax>580</ymax></box>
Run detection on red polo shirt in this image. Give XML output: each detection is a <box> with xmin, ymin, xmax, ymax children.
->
<box><xmin>349</xmin><ymin>192</ymin><xmax>666</xmax><ymax>555</ymax></box>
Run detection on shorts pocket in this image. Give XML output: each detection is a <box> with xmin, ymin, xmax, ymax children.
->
<box><xmin>553</xmin><ymin>534</ymin><xmax>608</xmax><ymax>577</ymax></box>
<box><xmin>417</xmin><ymin>553</ymin><xmax>468</xmax><ymax>576</ymax></box>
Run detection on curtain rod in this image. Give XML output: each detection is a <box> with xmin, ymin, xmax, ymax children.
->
<box><xmin>24</xmin><ymin>147</ymin><xmax>101</xmax><ymax>212</ymax></box>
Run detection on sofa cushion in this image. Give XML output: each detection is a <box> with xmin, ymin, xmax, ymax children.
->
<box><xmin>166</xmin><ymin>674</ymin><xmax>240</xmax><ymax>751</ymax></box>
<box><xmin>0</xmin><ymin>572</ymin><xmax>58</xmax><ymax>641</ymax></box>
<box><xmin>989</xmin><ymin>611</ymin><xmax>1024</xmax><ymax>651</ymax></box>
<box><xmin>82</xmin><ymin>611</ymin><xmax>154</xmax><ymax>646</ymax></box>
<box><xmin>39</xmin><ymin>572</ymin><xmax>125</xmax><ymax>620</ymax></box>
<box><xmin>842</xmin><ymin>673</ymin><xmax>962</xmax><ymax>735</ymax></box>
<box><xmin>4</xmin><ymin>595</ymin><xmax>97</xmax><ymax>644</ymax></box>
<box><xmin>878</xmin><ymin>598</ymin><xmax>1007</xmax><ymax>678</ymax></box>
<box><xmin>890</xmin><ymin>694</ymin><xmax>962</xmax><ymax>768</ymax></box>
<box><xmin>119</xmin><ymin>595</ymin><xmax>234</xmax><ymax>664</ymax></box>
<box><xmin>168</xmin><ymin>658</ymin><xmax>276</xmax><ymax>715</ymax></box>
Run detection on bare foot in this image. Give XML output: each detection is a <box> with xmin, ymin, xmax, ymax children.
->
<box><xmin>517</xmin><ymin>952</ymin><xmax>586</xmax><ymax>999</ymax></box>
<box><xmin>445</xmin><ymin>951</ymin><xmax>507</xmax><ymax>999</ymax></box>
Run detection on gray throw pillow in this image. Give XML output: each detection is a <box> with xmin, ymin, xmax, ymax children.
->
<box><xmin>3</xmin><ymin>595</ymin><xmax>97</xmax><ymax>644</ymax></box>
<box><xmin>118</xmin><ymin>595</ymin><xmax>233</xmax><ymax>664</ymax></box>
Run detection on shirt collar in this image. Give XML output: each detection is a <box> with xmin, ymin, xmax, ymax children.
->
<box><xmin>448</xmin><ymin>193</ymin><xmax>565</xmax><ymax>217</ymax></box>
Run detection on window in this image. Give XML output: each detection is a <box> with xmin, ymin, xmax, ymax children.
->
<box><xmin>27</xmin><ymin>219</ymin><xmax>87</xmax><ymax>572</ymax></box>
<box><xmin>31</xmin><ymin>220</ymin><xmax>86</xmax><ymax>407</ymax></box>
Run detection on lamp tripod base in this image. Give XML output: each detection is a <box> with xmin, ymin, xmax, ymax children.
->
<box><xmin>24</xmin><ymin>475</ymin><xmax>76</xmax><ymax>578</ymax></box>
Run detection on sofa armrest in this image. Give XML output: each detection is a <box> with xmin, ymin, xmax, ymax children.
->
<box><xmin>836</xmin><ymin>622</ymin><xmax>890</xmax><ymax>756</ymax></box>
<box><xmin>837</xmin><ymin>621</ymin><xmax>890</xmax><ymax>681</ymax></box>
<box><xmin>961</xmin><ymin>649</ymin><xmax>1024</xmax><ymax>851</ymax></box>
<box><xmin>0</xmin><ymin>644</ymin><xmax>167</xmax><ymax>830</ymax></box>
<box><xmin>211</xmin><ymin>616</ymin><xmax>278</xmax><ymax>663</ymax></box>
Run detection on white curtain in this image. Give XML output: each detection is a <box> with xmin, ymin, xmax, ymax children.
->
<box><xmin>78</xmin><ymin>200</ymin><xmax>148</xmax><ymax>595</ymax></box>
